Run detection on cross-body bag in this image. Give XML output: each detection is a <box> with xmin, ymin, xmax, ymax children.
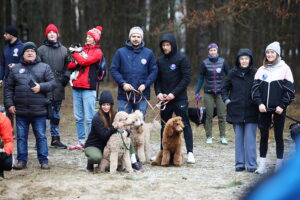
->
<box><xmin>27</xmin><ymin>67</ymin><xmax>54</xmax><ymax>119</ymax></box>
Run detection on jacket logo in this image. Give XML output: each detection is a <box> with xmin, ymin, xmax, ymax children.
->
<box><xmin>216</xmin><ymin>68</ymin><xmax>222</xmax><ymax>73</ymax></box>
<box><xmin>19</xmin><ymin>68</ymin><xmax>25</xmax><ymax>74</ymax></box>
<box><xmin>169</xmin><ymin>64</ymin><xmax>176</xmax><ymax>70</ymax></box>
<box><xmin>141</xmin><ymin>58</ymin><xmax>147</xmax><ymax>64</ymax></box>
<box><xmin>262</xmin><ymin>74</ymin><xmax>268</xmax><ymax>80</ymax></box>
<box><xmin>13</xmin><ymin>48</ymin><xmax>19</xmax><ymax>57</ymax></box>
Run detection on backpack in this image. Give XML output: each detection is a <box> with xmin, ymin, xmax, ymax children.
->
<box><xmin>97</xmin><ymin>55</ymin><xmax>106</xmax><ymax>81</ymax></box>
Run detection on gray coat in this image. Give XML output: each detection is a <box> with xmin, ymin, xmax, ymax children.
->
<box><xmin>4</xmin><ymin>56</ymin><xmax>56</xmax><ymax>117</ymax></box>
<box><xmin>38</xmin><ymin>41</ymin><xmax>70</xmax><ymax>101</ymax></box>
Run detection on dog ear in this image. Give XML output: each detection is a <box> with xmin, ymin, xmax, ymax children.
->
<box><xmin>135</xmin><ymin>110</ymin><xmax>144</xmax><ymax>120</ymax></box>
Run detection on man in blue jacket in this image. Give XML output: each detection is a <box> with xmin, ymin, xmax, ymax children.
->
<box><xmin>110</xmin><ymin>26</ymin><xmax>158</xmax><ymax>117</ymax></box>
<box><xmin>0</xmin><ymin>25</ymin><xmax>24</xmax><ymax>128</ymax></box>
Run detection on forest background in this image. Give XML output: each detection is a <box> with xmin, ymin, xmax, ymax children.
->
<box><xmin>1</xmin><ymin>0</ymin><xmax>300</xmax><ymax>88</ymax></box>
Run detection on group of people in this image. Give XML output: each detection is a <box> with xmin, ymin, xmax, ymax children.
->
<box><xmin>0</xmin><ymin>23</ymin><xmax>295</xmax><ymax>179</ymax></box>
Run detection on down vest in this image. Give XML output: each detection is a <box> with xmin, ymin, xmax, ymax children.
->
<box><xmin>4</xmin><ymin>56</ymin><xmax>56</xmax><ymax>117</ymax></box>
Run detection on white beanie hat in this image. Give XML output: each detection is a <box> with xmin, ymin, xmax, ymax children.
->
<box><xmin>129</xmin><ymin>26</ymin><xmax>144</xmax><ymax>39</ymax></box>
<box><xmin>266</xmin><ymin>41</ymin><xmax>281</xmax><ymax>55</ymax></box>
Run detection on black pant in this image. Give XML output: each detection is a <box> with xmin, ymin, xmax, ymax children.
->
<box><xmin>258</xmin><ymin>111</ymin><xmax>286</xmax><ymax>159</ymax></box>
<box><xmin>0</xmin><ymin>152</ymin><xmax>13</xmax><ymax>173</ymax></box>
<box><xmin>160</xmin><ymin>100</ymin><xmax>193</xmax><ymax>153</ymax></box>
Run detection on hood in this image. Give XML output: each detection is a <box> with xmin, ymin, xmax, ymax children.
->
<box><xmin>235</xmin><ymin>48</ymin><xmax>253</xmax><ymax>67</ymax></box>
<box><xmin>159</xmin><ymin>33</ymin><xmax>177</xmax><ymax>56</ymax></box>
<box><xmin>125</xmin><ymin>40</ymin><xmax>145</xmax><ymax>53</ymax></box>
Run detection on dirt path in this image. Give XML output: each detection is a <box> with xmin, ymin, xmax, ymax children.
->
<box><xmin>0</xmin><ymin>123</ymin><xmax>295</xmax><ymax>200</ymax></box>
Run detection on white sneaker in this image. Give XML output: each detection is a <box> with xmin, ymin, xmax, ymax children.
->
<box><xmin>220</xmin><ymin>137</ymin><xmax>228</xmax><ymax>145</ymax></box>
<box><xmin>187</xmin><ymin>152</ymin><xmax>195</xmax><ymax>164</ymax></box>
<box><xmin>206</xmin><ymin>137</ymin><xmax>213</xmax><ymax>144</ymax></box>
<box><xmin>255</xmin><ymin>157</ymin><xmax>267</xmax><ymax>174</ymax></box>
<box><xmin>274</xmin><ymin>159</ymin><xmax>283</xmax><ymax>172</ymax></box>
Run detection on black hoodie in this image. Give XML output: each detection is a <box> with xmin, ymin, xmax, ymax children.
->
<box><xmin>221</xmin><ymin>48</ymin><xmax>258</xmax><ymax>124</ymax></box>
<box><xmin>154</xmin><ymin>34</ymin><xmax>191</xmax><ymax>101</ymax></box>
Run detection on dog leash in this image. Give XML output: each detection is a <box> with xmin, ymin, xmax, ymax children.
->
<box><xmin>117</xmin><ymin>130</ymin><xmax>131</xmax><ymax>150</ymax></box>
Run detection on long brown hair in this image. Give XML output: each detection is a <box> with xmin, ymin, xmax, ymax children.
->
<box><xmin>98</xmin><ymin>103</ymin><xmax>115</xmax><ymax>128</ymax></box>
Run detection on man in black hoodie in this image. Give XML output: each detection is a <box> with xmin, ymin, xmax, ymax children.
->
<box><xmin>154</xmin><ymin>33</ymin><xmax>195</xmax><ymax>164</ymax></box>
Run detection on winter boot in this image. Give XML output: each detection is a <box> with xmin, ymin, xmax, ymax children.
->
<box><xmin>51</xmin><ymin>136</ymin><xmax>67</xmax><ymax>149</ymax></box>
<box><xmin>255</xmin><ymin>157</ymin><xmax>267</xmax><ymax>174</ymax></box>
<box><xmin>274</xmin><ymin>159</ymin><xmax>283</xmax><ymax>172</ymax></box>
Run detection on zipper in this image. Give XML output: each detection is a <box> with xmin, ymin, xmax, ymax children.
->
<box><xmin>266</xmin><ymin>82</ymin><xmax>270</xmax><ymax>109</ymax></box>
<box><xmin>213</xmin><ymin>63</ymin><xmax>216</xmax><ymax>94</ymax></box>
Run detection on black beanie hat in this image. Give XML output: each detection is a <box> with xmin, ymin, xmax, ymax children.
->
<box><xmin>5</xmin><ymin>26</ymin><xmax>18</xmax><ymax>37</ymax></box>
<box><xmin>99</xmin><ymin>90</ymin><xmax>114</xmax><ymax>105</ymax></box>
<box><xmin>22</xmin><ymin>42</ymin><xmax>37</xmax><ymax>55</ymax></box>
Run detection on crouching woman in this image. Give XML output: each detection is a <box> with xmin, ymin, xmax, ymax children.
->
<box><xmin>84</xmin><ymin>90</ymin><xmax>143</xmax><ymax>172</ymax></box>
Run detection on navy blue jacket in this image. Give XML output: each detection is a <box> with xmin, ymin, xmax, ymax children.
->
<box><xmin>155</xmin><ymin>33</ymin><xmax>191</xmax><ymax>101</ymax></box>
<box><xmin>110</xmin><ymin>41</ymin><xmax>158</xmax><ymax>100</ymax></box>
<box><xmin>0</xmin><ymin>39</ymin><xmax>24</xmax><ymax>80</ymax></box>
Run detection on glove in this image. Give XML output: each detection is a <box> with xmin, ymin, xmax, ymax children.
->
<box><xmin>62</xmin><ymin>76</ymin><xmax>70</xmax><ymax>87</ymax></box>
<box><xmin>195</xmin><ymin>93</ymin><xmax>202</xmax><ymax>101</ymax></box>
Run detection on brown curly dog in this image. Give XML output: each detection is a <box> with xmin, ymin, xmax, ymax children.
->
<box><xmin>152</xmin><ymin>116</ymin><xmax>184</xmax><ymax>167</ymax></box>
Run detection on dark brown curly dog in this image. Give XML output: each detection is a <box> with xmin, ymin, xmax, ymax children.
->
<box><xmin>152</xmin><ymin>116</ymin><xmax>184</xmax><ymax>167</ymax></box>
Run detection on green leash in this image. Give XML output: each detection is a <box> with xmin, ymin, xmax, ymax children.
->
<box><xmin>117</xmin><ymin>130</ymin><xmax>130</xmax><ymax>150</ymax></box>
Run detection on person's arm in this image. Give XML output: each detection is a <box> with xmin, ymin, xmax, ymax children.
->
<box><xmin>0</xmin><ymin>51</ymin><xmax>5</xmax><ymax>81</ymax></box>
<box><xmin>0</xmin><ymin>115</ymin><xmax>14</xmax><ymax>155</ymax></box>
<box><xmin>223</xmin><ymin>60</ymin><xmax>231</xmax><ymax>75</ymax></box>
<box><xmin>4</xmin><ymin>69</ymin><xmax>15</xmax><ymax>109</ymax></box>
<box><xmin>221</xmin><ymin>73</ymin><xmax>232</xmax><ymax>105</ymax></box>
<box><xmin>171</xmin><ymin>55</ymin><xmax>191</xmax><ymax>97</ymax></box>
<box><xmin>38</xmin><ymin>64</ymin><xmax>57</xmax><ymax>93</ymax></box>
<box><xmin>110</xmin><ymin>50</ymin><xmax>126</xmax><ymax>86</ymax></box>
<box><xmin>280</xmin><ymin>67</ymin><xmax>295</xmax><ymax>109</ymax></box>
<box><xmin>71</xmin><ymin>48</ymin><xmax>102</xmax><ymax>66</ymax></box>
<box><xmin>144</xmin><ymin>52</ymin><xmax>158</xmax><ymax>88</ymax></box>
<box><xmin>92</xmin><ymin>115</ymin><xmax>116</xmax><ymax>141</ymax></box>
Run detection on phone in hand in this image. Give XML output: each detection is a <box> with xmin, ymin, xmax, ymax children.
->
<box><xmin>28</xmin><ymin>80</ymin><xmax>36</xmax><ymax>88</ymax></box>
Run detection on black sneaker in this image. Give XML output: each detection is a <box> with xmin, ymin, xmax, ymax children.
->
<box><xmin>51</xmin><ymin>136</ymin><xmax>67</xmax><ymax>149</ymax></box>
<box><xmin>132</xmin><ymin>162</ymin><xmax>144</xmax><ymax>172</ymax></box>
<box><xmin>235</xmin><ymin>167</ymin><xmax>245</xmax><ymax>172</ymax></box>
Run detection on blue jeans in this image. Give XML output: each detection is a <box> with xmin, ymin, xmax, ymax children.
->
<box><xmin>117</xmin><ymin>99</ymin><xmax>148</xmax><ymax>118</ymax></box>
<box><xmin>16</xmin><ymin>116</ymin><xmax>48</xmax><ymax>164</ymax></box>
<box><xmin>233</xmin><ymin>123</ymin><xmax>258</xmax><ymax>170</ymax></box>
<box><xmin>50</xmin><ymin>100</ymin><xmax>62</xmax><ymax>137</ymax></box>
<box><xmin>72</xmin><ymin>89</ymin><xmax>96</xmax><ymax>140</ymax></box>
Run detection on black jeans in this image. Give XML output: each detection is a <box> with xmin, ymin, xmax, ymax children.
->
<box><xmin>258</xmin><ymin>111</ymin><xmax>286</xmax><ymax>159</ymax></box>
<box><xmin>0</xmin><ymin>152</ymin><xmax>13</xmax><ymax>173</ymax></box>
<box><xmin>160</xmin><ymin>100</ymin><xmax>193</xmax><ymax>153</ymax></box>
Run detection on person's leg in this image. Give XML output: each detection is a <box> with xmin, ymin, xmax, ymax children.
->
<box><xmin>233</xmin><ymin>123</ymin><xmax>245</xmax><ymax>170</ymax></box>
<box><xmin>215</xmin><ymin>94</ymin><xmax>226</xmax><ymax>139</ymax></box>
<box><xmin>72</xmin><ymin>89</ymin><xmax>85</xmax><ymax>141</ymax></box>
<box><xmin>244</xmin><ymin>123</ymin><xmax>258</xmax><ymax>171</ymax></box>
<box><xmin>160</xmin><ymin>102</ymin><xmax>174</xmax><ymax>150</ymax></box>
<box><xmin>32</xmin><ymin>116</ymin><xmax>48</xmax><ymax>165</ymax></box>
<box><xmin>82</xmin><ymin>90</ymin><xmax>96</xmax><ymax>136</ymax></box>
<box><xmin>273</xmin><ymin>111</ymin><xmax>286</xmax><ymax>159</ymax></box>
<box><xmin>15</xmin><ymin>116</ymin><xmax>30</xmax><ymax>164</ymax></box>
<box><xmin>174</xmin><ymin>100</ymin><xmax>193</xmax><ymax>153</ymax></box>
<box><xmin>117</xmin><ymin>100</ymin><xmax>133</xmax><ymax>114</ymax></box>
<box><xmin>84</xmin><ymin>146</ymin><xmax>103</xmax><ymax>171</ymax></box>
<box><xmin>0</xmin><ymin>153</ymin><xmax>12</xmax><ymax>178</ymax></box>
<box><xmin>134</xmin><ymin>100</ymin><xmax>148</xmax><ymax>119</ymax></box>
<box><xmin>50</xmin><ymin>100</ymin><xmax>67</xmax><ymax>149</ymax></box>
<box><xmin>204</xmin><ymin>93</ymin><xmax>215</xmax><ymax>139</ymax></box>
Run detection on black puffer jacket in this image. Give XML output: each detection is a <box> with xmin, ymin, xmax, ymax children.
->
<box><xmin>221</xmin><ymin>48</ymin><xmax>258</xmax><ymax>124</ymax></box>
<box><xmin>155</xmin><ymin>33</ymin><xmax>191</xmax><ymax>101</ymax></box>
<box><xmin>4</xmin><ymin>56</ymin><xmax>56</xmax><ymax>117</ymax></box>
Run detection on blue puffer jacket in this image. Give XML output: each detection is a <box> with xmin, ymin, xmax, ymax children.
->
<box><xmin>0</xmin><ymin>39</ymin><xmax>24</xmax><ymax>80</ymax></box>
<box><xmin>110</xmin><ymin>40</ymin><xmax>158</xmax><ymax>100</ymax></box>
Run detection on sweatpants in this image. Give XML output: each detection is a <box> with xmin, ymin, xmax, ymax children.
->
<box><xmin>160</xmin><ymin>100</ymin><xmax>193</xmax><ymax>153</ymax></box>
<box><xmin>204</xmin><ymin>93</ymin><xmax>226</xmax><ymax>138</ymax></box>
<box><xmin>258</xmin><ymin>111</ymin><xmax>286</xmax><ymax>159</ymax></box>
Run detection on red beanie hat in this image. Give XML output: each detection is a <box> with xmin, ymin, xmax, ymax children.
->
<box><xmin>45</xmin><ymin>24</ymin><xmax>59</xmax><ymax>37</ymax></box>
<box><xmin>87</xmin><ymin>26</ymin><xmax>103</xmax><ymax>43</ymax></box>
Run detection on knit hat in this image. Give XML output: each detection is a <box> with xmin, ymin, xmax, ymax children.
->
<box><xmin>87</xmin><ymin>26</ymin><xmax>103</xmax><ymax>43</ymax></box>
<box><xmin>129</xmin><ymin>26</ymin><xmax>144</xmax><ymax>39</ymax></box>
<box><xmin>5</xmin><ymin>26</ymin><xmax>18</xmax><ymax>37</ymax></box>
<box><xmin>45</xmin><ymin>24</ymin><xmax>59</xmax><ymax>37</ymax></box>
<box><xmin>22</xmin><ymin>42</ymin><xmax>37</xmax><ymax>55</ymax></box>
<box><xmin>208</xmin><ymin>43</ymin><xmax>218</xmax><ymax>50</ymax></box>
<box><xmin>266</xmin><ymin>41</ymin><xmax>281</xmax><ymax>55</ymax></box>
<box><xmin>99</xmin><ymin>90</ymin><xmax>114</xmax><ymax>105</ymax></box>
